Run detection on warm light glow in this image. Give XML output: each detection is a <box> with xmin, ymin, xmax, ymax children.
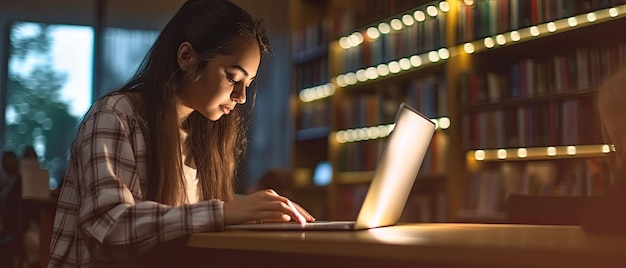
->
<box><xmin>484</xmin><ymin>37</ymin><xmax>495</xmax><ymax>48</ymax></box>
<box><xmin>336</xmin><ymin>131</ymin><xmax>347</xmax><ymax>143</ymax></box>
<box><xmin>377</xmin><ymin>64</ymin><xmax>390</xmax><ymax>76</ymax></box>
<box><xmin>610</xmin><ymin>8</ymin><xmax>618</xmax><ymax>17</ymax></box>
<box><xmin>366</xmin><ymin>67</ymin><xmax>378</xmax><ymax>80</ymax></box>
<box><xmin>587</xmin><ymin>12</ymin><xmax>597</xmax><ymax>22</ymax></box>
<box><xmin>336</xmin><ymin>75</ymin><xmax>347</xmax><ymax>88</ymax></box>
<box><xmin>402</xmin><ymin>14</ymin><xmax>415</xmax><ymax>26</ymax></box>
<box><xmin>349</xmin><ymin>32</ymin><xmax>364</xmax><ymax>45</ymax></box>
<box><xmin>414</xmin><ymin>10</ymin><xmax>426</xmax><ymax>22</ymax></box>
<box><xmin>366</xmin><ymin>27</ymin><xmax>380</xmax><ymax>40</ymax></box>
<box><xmin>299</xmin><ymin>83</ymin><xmax>335</xmax><ymax>102</ymax></box>
<box><xmin>388</xmin><ymin>61</ymin><xmax>401</xmax><ymax>73</ymax></box>
<box><xmin>356</xmin><ymin>69</ymin><xmax>367</xmax><ymax>82</ymax></box>
<box><xmin>568</xmin><ymin>17</ymin><xmax>578</xmax><ymax>27</ymax></box>
<box><xmin>438</xmin><ymin>117</ymin><xmax>450</xmax><ymax>129</ymax></box>
<box><xmin>510</xmin><ymin>31</ymin><xmax>521</xmax><ymax>41</ymax></box>
<box><xmin>426</xmin><ymin>5</ymin><xmax>438</xmax><ymax>17</ymax></box>
<box><xmin>497</xmin><ymin>149</ymin><xmax>507</xmax><ymax>159</ymax></box>
<box><xmin>495</xmin><ymin>34</ymin><xmax>506</xmax><ymax>45</ymax></box>
<box><xmin>475</xmin><ymin>150</ymin><xmax>485</xmax><ymax>161</ymax></box>
<box><xmin>399</xmin><ymin>58</ymin><xmax>412</xmax><ymax>70</ymax></box>
<box><xmin>463</xmin><ymin>0</ymin><xmax>474</xmax><ymax>5</ymax></box>
<box><xmin>428</xmin><ymin>51</ymin><xmax>440</xmax><ymax>62</ymax></box>
<box><xmin>468</xmin><ymin>144</ymin><xmax>614</xmax><ymax>161</ymax></box>
<box><xmin>567</xmin><ymin>146</ymin><xmax>577</xmax><ymax>155</ymax></box>
<box><xmin>378</xmin><ymin>22</ymin><xmax>391</xmax><ymax>34</ymax></box>
<box><xmin>345</xmin><ymin>72</ymin><xmax>357</xmax><ymax>85</ymax></box>
<box><xmin>439</xmin><ymin>1</ymin><xmax>450</xmax><ymax>12</ymax></box>
<box><xmin>410</xmin><ymin>55</ymin><xmax>422</xmax><ymax>67</ymax></box>
<box><xmin>390</xmin><ymin>19</ymin><xmax>403</xmax><ymax>31</ymax></box>
<box><xmin>339</xmin><ymin>37</ymin><xmax>351</xmax><ymax>49</ymax></box>
<box><xmin>464</xmin><ymin>43</ymin><xmax>475</xmax><ymax>53</ymax></box>
<box><xmin>530</xmin><ymin>26</ymin><xmax>540</xmax><ymax>36</ymax></box>
<box><xmin>438</xmin><ymin>48</ymin><xmax>450</xmax><ymax>59</ymax></box>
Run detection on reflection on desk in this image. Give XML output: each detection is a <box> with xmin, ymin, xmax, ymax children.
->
<box><xmin>141</xmin><ymin>223</ymin><xmax>626</xmax><ymax>268</ymax></box>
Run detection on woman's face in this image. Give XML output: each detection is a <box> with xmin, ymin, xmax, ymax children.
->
<box><xmin>178</xmin><ymin>40</ymin><xmax>261</xmax><ymax>121</ymax></box>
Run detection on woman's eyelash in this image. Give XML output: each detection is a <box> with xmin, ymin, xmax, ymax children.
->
<box><xmin>226</xmin><ymin>74</ymin><xmax>240</xmax><ymax>85</ymax></box>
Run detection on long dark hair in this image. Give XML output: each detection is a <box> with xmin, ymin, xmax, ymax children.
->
<box><xmin>117</xmin><ymin>0</ymin><xmax>271</xmax><ymax>205</ymax></box>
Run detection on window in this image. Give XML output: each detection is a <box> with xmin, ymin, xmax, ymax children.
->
<box><xmin>7</xmin><ymin>22</ymin><xmax>93</xmax><ymax>189</ymax></box>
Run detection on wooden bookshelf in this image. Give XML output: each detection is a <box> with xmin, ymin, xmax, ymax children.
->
<box><xmin>289</xmin><ymin>0</ymin><xmax>626</xmax><ymax>223</ymax></box>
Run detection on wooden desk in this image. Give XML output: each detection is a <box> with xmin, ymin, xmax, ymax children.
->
<box><xmin>143</xmin><ymin>223</ymin><xmax>626</xmax><ymax>268</ymax></box>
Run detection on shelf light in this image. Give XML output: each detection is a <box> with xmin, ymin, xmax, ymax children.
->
<box><xmin>468</xmin><ymin>144</ymin><xmax>615</xmax><ymax>162</ymax></box>
<box><xmin>587</xmin><ymin>12</ymin><xmax>597</xmax><ymax>22</ymax></box>
<box><xmin>299</xmin><ymin>83</ymin><xmax>335</xmax><ymax>102</ymax></box>
<box><xmin>495</xmin><ymin>34</ymin><xmax>506</xmax><ymax>45</ymax></box>
<box><xmin>510</xmin><ymin>31</ymin><xmax>521</xmax><ymax>41</ymax></box>
<box><xmin>568</xmin><ymin>17</ymin><xmax>578</xmax><ymax>27</ymax></box>
<box><xmin>390</xmin><ymin>19</ymin><xmax>403</xmax><ymax>31</ymax></box>
<box><xmin>366</xmin><ymin>27</ymin><xmax>380</xmax><ymax>40</ymax></box>
<box><xmin>484</xmin><ymin>37</ymin><xmax>495</xmax><ymax>48</ymax></box>
<box><xmin>547</xmin><ymin>22</ymin><xmax>557</xmax><ymax>32</ymax></box>
<box><xmin>414</xmin><ymin>10</ymin><xmax>426</xmax><ymax>22</ymax></box>
<box><xmin>497</xmin><ymin>149</ymin><xmax>507</xmax><ymax>159</ymax></box>
<box><xmin>377</xmin><ymin>64</ymin><xmax>390</xmax><ymax>76</ymax></box>
<box><xmin>366</xmin><ymin>67</ymin><xmax>379</xmax><ymax>80</ymax></box>
<box><xmin>378</xmin><ymin>22</ymin><xmax>391</xmax><ymax>34</ymax></box>
<box><xmin>335</xmin><ymin>116</ymin><xmax>449</xmax><ymax>144</ymax></box>
<box><xmin>410</xmin><ymin>55</ymin><xmax>422</xmax><ymax>67</ymax></box>
<box><xmin>464</xmin><ymin>43</ymin><xmax>475</xmax><ymax>54</ymax></box>
<box><xmin>388</xmin><ymin>61</ymin><xmax>401</xmax><ymax>73</ymax></box>
<box><xmin>402</xmin><ymin>14</ymin><xmax>415</xmax><ymax>26</ymax></box>
<box><xmin>517</xmin><ymin>148</ymin><xmax>528</xmax><ymax>158</ymax></box>
<box><xmin>439</xmin><ymin>1</ymin><xmax>450</xmax><ymax>13</ymax></box>
<box><xmin>438</xmin><ymin>48</ymin><xmax>450</xmax><ymax>59</ymax></box>
<box><xmin>426</xmin><ymin>5</ymin><xmax>438</xmax><ymax>17</ymax></box>
<box><xmin>530</xmin><ymin>26</ymin><xmax>540</xmax><ymax>36</ymax></box>
<box><xmin>428</xmin><ymin>51</ymin><xmax>440</xmax><ymax>62</ymax></box>
<box><xmin>399</xmin><ymin>58</ymin><xmax>412</xmax><ymax>70</ymax></box>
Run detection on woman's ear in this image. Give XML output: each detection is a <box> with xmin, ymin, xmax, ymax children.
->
<box><xmin>177</xmin><ymin>42</ymin><xmax>196</xmax><ymax>72</ymax></box>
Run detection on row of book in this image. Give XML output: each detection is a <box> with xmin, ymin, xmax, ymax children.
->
<box><xmin>335</xmin><ymin>76</ymin><xmax>447</xmax><ymax>130</ymax></box>
<box><xmin>456</xmin><ymin>0</ymin><xmax>626</xmax><ymax>43</ymax></box>
<box><xmin>335</xmin><ymin>131</ymin><xmax>447</xmax><ymax>174</ymax></box>
<box><xmin>464</xmin><ymin>159</ymin><xmax>613</xmax><ymax>213</ymax></box>
<box><xmin>338</xmin><ymin>13</ymin><xmax>446</xmax><ymax>74</ymax></box>
<box><xmin>462</xmin><ymin>98</ymin><xmax>602</xmax><ymax>150</ymax></box>
<box><xmin>294</xmin><ymin>57</ymin><xmax>329</xmax><ymax>90</ymax></box>
<box><xmin>460</xmin><ymin>44</ymin><xmax>626</xmax><ymax>105</ymax></box>
<box><xmin>297</xmin><ymin>99</ymin><xmax>331</xmax><ymax>131</ymax></box>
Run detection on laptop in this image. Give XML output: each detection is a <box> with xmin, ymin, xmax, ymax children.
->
<box><xmin>226</xmin><ymin>103</ymin><xmax>436</xmax><ymax>231</ymax></box>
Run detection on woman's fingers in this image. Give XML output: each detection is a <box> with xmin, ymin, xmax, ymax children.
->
<box><xmin>292</xmin><ymin>202</ymin><xmax>315</xmax><ymax>222</ymax></box>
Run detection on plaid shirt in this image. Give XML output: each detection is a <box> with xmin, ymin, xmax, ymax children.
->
<box><xmin>48</xmin><ymin>93</ymin><xmax>224</xmax><ymax>267</ymax></box>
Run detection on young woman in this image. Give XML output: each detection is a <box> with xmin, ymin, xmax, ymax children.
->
<box><xmin>48</xmin><ymin>0</ymin><xmax>314</xmax><ymax>266</ymax></box>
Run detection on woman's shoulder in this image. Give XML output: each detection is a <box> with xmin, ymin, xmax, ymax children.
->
<box><xmin>88</xmin><ymin>92</ymin><xmax>142</xmax><ymax>120</ymax></box>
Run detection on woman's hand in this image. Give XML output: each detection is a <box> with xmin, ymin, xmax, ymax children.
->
<box><xmin>223</xmin><ymin>189</ymin><xmax>315</xmax><ymax>226</ymax></box>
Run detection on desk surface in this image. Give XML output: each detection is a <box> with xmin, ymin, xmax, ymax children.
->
<box><xmin>184</xmin><ymin>223</ymin><xmax>626</xmax><ymax>268</ymax></box>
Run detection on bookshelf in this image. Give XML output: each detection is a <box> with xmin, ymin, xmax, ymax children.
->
<box><xmin>289</xmin><ymin>0</ymin><xmax>626</xmax><ymax>223</ymax></box>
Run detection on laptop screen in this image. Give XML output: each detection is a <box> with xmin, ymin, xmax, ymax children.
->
<box><xmin>354</xmin><ymin>103</ymin><xmax>436</xmax><ymax>229</ymax></box>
